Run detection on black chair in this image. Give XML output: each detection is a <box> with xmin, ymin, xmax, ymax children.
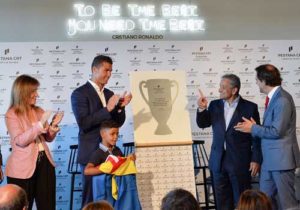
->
<box><xmin>192</xmin><ymin>140</ymin><xmax>216</xmax><ymax>210</ymax></box>
<box><xmin>67</xmin><ymin>145</ymin><xmax>82</xmax><ymax>210</ymax></box>
<box><xmin>123</xmin><ymin>142</ymin><xmax>135</xmax><ymax>156</ymax></box>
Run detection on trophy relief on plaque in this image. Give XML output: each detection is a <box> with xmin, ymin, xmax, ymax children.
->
<box><xmin>139</xmin><ymin>79</ymin><xmax>178</xmax><ymax>135</ymax></box>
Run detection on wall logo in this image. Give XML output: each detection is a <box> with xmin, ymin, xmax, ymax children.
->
<box><xmin>167</xmin><ymin>56</ymin><xmax>179</xmax><ymax>66</ymax></box>
<box><xmin>52</xmin><ymin>82</ymin><xmax>65</xmax><ymax>92</ymax></box>
<box><xmin>50</xmin><ymin>95</ymin><xmax>67</xmax><ymax>105</ymax></box>
<box><xmin>72</xmin><ymin>69</ymin><xmax>84</xmax><ymax>79</ymax></box>
<box><xmin>278</xmin><ymin>46</ymin><xmax>300</xmax><ymax>60</ymax></box>
<box><xmin>31</xmin><ymin>70</ymin><xmax>45</xmax><ymax>80</ymax></box>
<box><xmin>71</xmin><ymin>45</ymin><xmax>83</xmax><ymax>54</ymax></box>
<box><xmin>0</xmin><ymin>49</ymin><xmax>22</xmax><ymax>64</ymax></box>
<box><xmin>112</xmin><ymin>68</ymin><xmax>123</xmax><ymax>79</ymax></box>
<box><xmin>220</xmin><ymin>56</ymin><xmax>236</xmax><ymax>65</ymax></box>
<box><xmin>279</xmin><ymin>67</ymin><xmax>290</xmax><ymax>76</ymax></box>
<box><xmin>238</xmin><ymin>44</ymin><xmax>253</xmax><ymax>53</ymax></box>
<box><xmin>100</xmin><ymin>47</ymin><xmax>117</xmax><ymax>56</ymax></box>
<box><xmin>241</xmin><ymin>55</ymin><xmax>252</xmax><ymax>65</ymax></box>
<box><xmin>146</xmin><ymin>56</ymin><xmax>162</xmax><ymax>65</ymax></box>
<box><xmin>49</xmin><ymin>70</ymin><xmax>67</xmax><ymax>79</ymax></box>
<box><xmin>240</xmin><ymin>67</ymin><xmax>254</xmax><ymax>76</ymax></box>
<box><xmin>69</xmin><ymin>57</ymin><xmax>86</xmax><ymax>67</ymax></box>
<box><xmin>258</xmin><ymin>43</ymin><xmax>269</xmax><ymax>52</ymax></box>
<box><xmin>222</xmin><ymin>44</ymin><xmax>233</xmax><ymax>53</ymax></box>
<box><xmin>148</xmin><ymin>45</ymin><xmax>160</xmax><ymax>54</ymax></box>
<box><xmin>4</xmin><ymin>49</ymin><xmax>9</xmax><ymax>55</ymax></box>
<box><xmin>129</xmin><ymin>57</ymin><xmax>141</xmax><ymax>66</ymax></box>
<box><xmin>186</xmin><ymin>79</ymin><xmax>200</xmax><ymax>89</ymax></box>
<box><xmin>165</xmin><ymin>44</ymin><xmax>181</xmax><ymax>53</ymax></box>
<box><xmin>29</xmin><ymin>58</ymin><xmax>46</xmax><ymax>67</ymax></box>
<box><xmin>224</xmin><ymin>67</ymin><xmax>234</xmax><ymax>73</ymax></box>
<box><xmin>186</xmin><ymin>68</ymin><xmax>198</xmax><ymax>77</ymax></box>
<box><xmin>257</xmin><ymin>55</ymin><xmax>271</xmax><ymax>63</ymax></box>
<box><xmin>204</xmin><ymin>79</ymin><xmax>217</xmax><ymax>89</ymax></box>
<box><xmin>127</xmin><ymin>44</ymin><xmax>143</xmax><ymax>53</ymax></box>
<box><xmin>51</xmin><ymin>57</ymin><xmax>64</xmax><ymax>68</ymax></box>
<box><xmin>108</xmin><ymin>80</ymin><xmax>125</xmax><ymax>91</ymax></box>
<box><xmin>31</xmin><ymin>46</ymin><xmax>44</xmax><ymax>55</ymax></box>
<box><xmin>202</xmin><ymin>67</ymin><xmax>218</xmax><ymax>76</ymax></box>
<box><xmin>49</xmin><ymin>45</ymin><xmax>66</xmax><ymax>55</ymax></box>
<box><xmin>192</xmin><ymin>46</ymin><xmax>212</xmax><ymax>62</ymax></box>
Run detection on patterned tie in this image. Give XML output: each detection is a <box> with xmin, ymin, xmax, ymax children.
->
<box><xmin>265</xmin><ymin>96</ymin><xmax>269</xmax><ymax>109</ymax></box>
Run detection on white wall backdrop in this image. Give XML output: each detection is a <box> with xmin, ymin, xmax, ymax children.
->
<box><xmin>0</xmin><ymin>40</ymin><xmax>300</xmax><ymax>210</ymax></box>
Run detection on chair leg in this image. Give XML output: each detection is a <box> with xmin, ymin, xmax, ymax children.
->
<box><xmin>203</xmin><ymin>168</ymin><xmax>209</xmax><ymax>209</ymax></box>
<box><xmin>70</xmin><ymin>174</ymin><xmax>75</xmax><ymax>210</ymax></box>
<box><xmin>210</xmin><ymin>170</ymin><xmax>217</xmax><ymax>209</ymax></box>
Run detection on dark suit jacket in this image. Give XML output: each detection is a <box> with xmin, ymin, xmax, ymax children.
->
<box><xmin>71</xmin><ymin>82</ymin><xmax>126</xmax><ymax>164</ymax></box>
<box><xmin>196</xmin><ymin>97</ymin><xmax>262</xmax><ymax>174</ymax></box>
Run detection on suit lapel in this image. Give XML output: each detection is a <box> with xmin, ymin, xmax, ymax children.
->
<box><xmin>217</xmin><ymin>100</ymin><xmax>226</xmax><ymax>131</ymax></box>
<box><xmin>263</xmin><ymin>87</ymin><xmax>281</xmax><ymax>123</ymax></box>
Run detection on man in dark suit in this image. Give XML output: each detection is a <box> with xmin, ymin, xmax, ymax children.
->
<box><xmin>71</xmin><ymin>55</ymin><xmax>132</xmax><ymax>207</ymax></box>
<box><xmin>235</xmin><ymin>64</ymin><xmax>300</xmax><ymax>210</ymax></box>
<box><xmin>196</xmin><ymin>74</ymin><xmax>261</xmax><ymax>210</ymax></box>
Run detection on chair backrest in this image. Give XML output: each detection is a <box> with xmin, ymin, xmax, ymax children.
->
<box><xmin>67</xmin><ymin>144</ymin><xmax>81</xmax><ymax>174</ymax></box>
<box><xmin>192</xmin><ymin>140</ymin><xmax>209</xmax><ymax>168</ymax></box>
<box><xmin>123</xmin><ymin>142</ymin><xmax>135</xmax><ymax>156</ymax></box>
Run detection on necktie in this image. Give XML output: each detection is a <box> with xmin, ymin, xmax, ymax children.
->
<box><xmin>265</xmin><ymin>96</ymin><xmax>269</xmax><ymax>109</ymax></box>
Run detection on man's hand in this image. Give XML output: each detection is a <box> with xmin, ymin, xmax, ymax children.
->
<box><xmin>249</xmin><ymin>162</ymin><xmax>260</xmax><ymax>177</ymax></box>
<box><xmin>118</xmin><ymin>91</ymin><xmax>132</xmax><ymax>108</ymax></box>
<box><xmin>197</xmin><ymin>88</ymin><xmax>208</xmax><ymax>110</ymax></box>
<box><xmin>106</xmin><ymin>95</ymin><xmax>120</xmax><ymax>112</ymax></box>
<box><xmin>234</xmin><ymin>117</ymin><xmax>257</xmax><ymax>133</ymax></box>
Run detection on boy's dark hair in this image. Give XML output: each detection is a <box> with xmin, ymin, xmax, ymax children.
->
<box><xmin>161</xmin><ymin>188</ymin><xmax>201</xmax><ymax>210</ymax></box>
<box><xmin>91</xmin><ymin>55</ymin><xmax>113</xmax><ymax>69</ymax></box>
<box><xmin>100</xmin><ymin>120</ymin><xmax>120</xmax><ymax>130</ymax></box>
<box><xmin>255</xmin><ymin>64</ymin><xmax>282</xmax><ymax>87</ymax></box>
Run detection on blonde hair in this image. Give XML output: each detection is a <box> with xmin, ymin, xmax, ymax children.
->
<box><xmin>237</xmin><ymin>189</ymin><xmax>272</xmax><ymax>210</ymax></box>
<box><xmin>82</xmin><ymin>200</ymin><xmax>114</xmax><ymax>210</ymax></box>
<box><xmin>9</xmin><ymin>74</ymin><xmax>40</xmax><ymax>115</ymax></box>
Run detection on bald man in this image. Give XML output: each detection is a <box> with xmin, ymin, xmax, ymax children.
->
<box><xmin>0</xmin><ymin>184</ymin><xmax>28</xmax><ymax>210</ymax></box>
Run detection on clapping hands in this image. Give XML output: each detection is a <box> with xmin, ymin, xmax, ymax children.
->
<box><xmin>40</xmin><ymin>110</ymin><xmax>64</xmax><ymax>132</ymax></box>
<box><xmin>50</xmin><ymin>111</ymin><xmax>64</xmax><ymax>127</ymax></box>
<box><xmin>118</xmin><ymin>91</ymin><xmax>132</xmax><ymax>108</ymax></box>
<box><xmin>49</xmin><ymin>111</ymin><xmax>64</xmax><ymax>133</ymax></box>
<box><xmin>106</xmin><ymin>91</ymin><xmax>132</xmax><ymax>112</ymax></box>
<box><xmin>40</xmin><ymin>110</ymin><xmax>52</xmax><ymax>127</ymax></box>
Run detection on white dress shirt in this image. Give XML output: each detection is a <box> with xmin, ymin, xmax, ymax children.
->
<box><xmin>88</xmin><ymin>80</ymin><xmax>107</xmax><ymax>107</ymax></box>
